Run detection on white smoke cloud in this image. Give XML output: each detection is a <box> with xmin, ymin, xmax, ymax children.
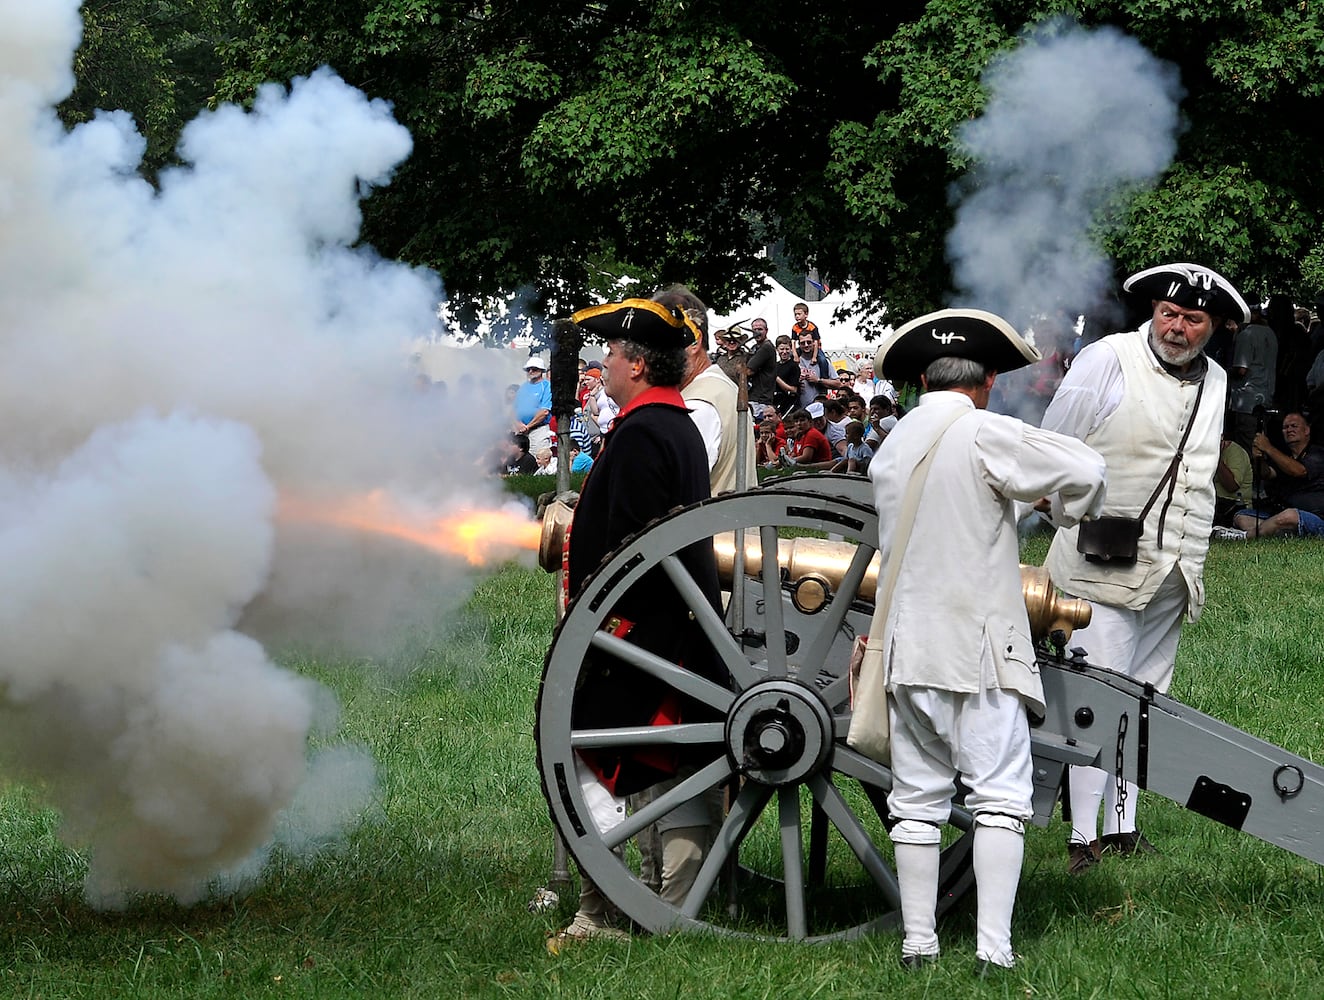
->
<box><xmin>0</xmin><ymin>1</ymin><xmax>519</xmax><ymax>903</ymax></box>
<box><xmin>947</xmin><ymin>18</ymin><xmax>1185</xmax><ymax>332</ymax></box>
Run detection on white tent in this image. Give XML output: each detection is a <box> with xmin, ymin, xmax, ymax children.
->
<box><xmin>711</xmin><ymin>278</ymin><xmax>891</xmax><ymax>369</ymax></box>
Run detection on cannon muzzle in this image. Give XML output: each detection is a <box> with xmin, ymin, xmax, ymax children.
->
<box><xmin>537</xmin><ymin>499</ymin><xmax>1090</xmax><ymax>642</ymax></box>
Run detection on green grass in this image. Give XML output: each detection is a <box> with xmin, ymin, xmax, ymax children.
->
<box><xmin>5</xmin><ymin>540</ymin><xmax>1324</xmax><ymax>997</ymax></box>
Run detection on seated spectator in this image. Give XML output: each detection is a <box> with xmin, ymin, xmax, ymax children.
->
<box><xmin>866</xmin><ymin>395</ymin><xmax>898</xmax><ymax>448</ymax></box>
<box><xmin>844</xmin><ymin>395</ymin><xmax>867</xmax><ymax>424</ymax></box>
<box><xmin>756</xmin><ymin>414</ymin><xmax>787</xmax><ymax>467</ymax></box>
<box><xmin>534</xmin><ymin>447</ymin><xmax>557</xmax><ymax>476</ymax></box>
<box><xmin>1214</xmin><ymin>422</ymin><xmax>1253</xmax><ymax>527</ymax></box>
<box><xmin>831</xmin><ymin>419</ymin><xmax>873</xmax><ymax>475</ymax></box>
<box><xmin>779</xmin><ymin>408</ymin><xmax>834</xmax><ymax>468</ymax></box>
<box><xmin>822</xmin><ymin>399</ymin><xmax>850</xmax><ymax>457</ymax></box>
<box><xmin>1232</xmin><ymin>412</ymin><xmax>1324</xmax><ymax>538</ymax></box>
<box><xmin>502</xmin><ymin>432</ymin><xmax>539</xmax><ymax>476</ymax></box>
<box><xmin>569</xmin><ymin>443</ymin><xmax>594</xmax><ymax>473</ymax></box>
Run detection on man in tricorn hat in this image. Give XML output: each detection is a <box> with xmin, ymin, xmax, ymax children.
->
<box><xmin>549</xmin><ymin>297</ymin><xmax>726</xmax><ymax>946</ymax></box>
<box><xmin>867</xmin><ymin>310</ymin><xmax>1106</xmax><ymax>973</ymax></box>
<box><xmin>1042</xmin><ymin>263</ymin><xmax>1248</xmax><ymax>873</ymax></box>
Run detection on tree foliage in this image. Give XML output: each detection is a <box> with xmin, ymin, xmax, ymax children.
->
<box><xmin>61</xmin><ymin>0</ymin><xmax>230</xmax><ymax>177</ymax></box>
<box><xmin>68</xmin><ymin>2</ymin><xmax>1324</xmax><ymax>327</ymax></box>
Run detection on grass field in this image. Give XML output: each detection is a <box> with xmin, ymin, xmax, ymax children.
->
<box><xmin>4</xmin><ymin>535</ymin><xmax>1324</xmax><ymax>998</ymax></box>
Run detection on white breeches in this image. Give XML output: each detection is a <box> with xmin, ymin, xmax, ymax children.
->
<box><xmin>886</xmin><ymin>685</ymin><xmax>1033</xmax><ymax>829</ymax></box>
<box><xmin>1066</xmin><ymin>569</ymin><xmax>1189</xmax><ymax>841</ymax></box>
<box><xmin>1068</xmin><ymin>567</ymin><xmax>1189</xmax><ymax>693</ymax></box>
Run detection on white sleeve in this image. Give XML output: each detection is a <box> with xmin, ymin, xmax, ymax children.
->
<box><xmin>1040</xmin><ymin>337</ymin><xmax>1126</xmax><ymax>440</ymax></box>
<box><xmin>977</xmin><ymin>417</ymin><xmax>1108</xmax><ymax>527</ymax></box>
<box><xmin>687</xmin><ymin>399</ymin><xmax>722</xmax><ymax>471</ymax></box>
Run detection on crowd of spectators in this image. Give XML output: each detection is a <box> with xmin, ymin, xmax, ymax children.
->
<box><xmin>490</xmin><ymin>301</ymin><xmax>902</xmax><ymax>481</ymax></box>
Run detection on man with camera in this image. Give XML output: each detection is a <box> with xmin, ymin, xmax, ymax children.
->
<box><xmin>1232</xmin><ymin>412</ymin><xmax>1324</xmax><ymax>538</ymax></box>
<box><xmin>1041</xmin><ymin>263</ymin><xmax>1249</xmax><ymax>873</ymax></box>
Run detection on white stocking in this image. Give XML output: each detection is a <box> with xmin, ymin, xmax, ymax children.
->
<box><xmin>973</xmin><ymin>820</ymin><xmax>1024</xmax><ymax>968</ymax></box>
<box><xmin>1102</xmin><ymin>778</ymin><xmax>1138</xmax><ymax>836</ymax></box>
<box><xmin>1068</xmin><ymin>764</ymin><xmax>1107</xmax><ymax>844</ymax></box>
<box><xmin>892</xmin><ymin>820</ymin><xmax>941</xmax><ymax>959</ymax></box>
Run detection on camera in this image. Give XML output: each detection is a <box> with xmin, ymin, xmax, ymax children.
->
<box><xmin>1252</xmin><ymin>403</ymin><xmax>1280</xmax><ymax>432</ymax></box>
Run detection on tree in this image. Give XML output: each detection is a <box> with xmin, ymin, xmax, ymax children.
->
<box><xmin>61</xmin><ymin>0</ymin><xmax>231</xmax><ymax>178</ymax></box>
<box><xmin>208</xmin><ymin>2</ymin><xmax>1324</xmax><ymax>328</ymax></box>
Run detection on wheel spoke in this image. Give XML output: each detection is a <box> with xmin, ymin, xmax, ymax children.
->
<box><xmin>680</xmin><ymin>780</ymin><xmax>774</xmax><ymax>919</ymax></box>
<box><xmin>660</xmin><ymin>554</ymin><xmax>761</xmax><ymax>690</ymax></box>
<box><xmin>759</xmin><ymin>525</ymin><xmax>788</xmax><ymax>678</ymax></box>
<box><xmin>603</xmin><ymin>756</ymin><xmax>735</xmax><ymax>850</ymax></box>
<box><xmin>571</xmin><ymin>722</ymin><xmax>726</xmax><ymax>749</ymax></box>
<box><xmin>797</xmin><ymin>541</ymin><xmax>877</xmax><ymax>678</ymax></box>
<box><xmin>819</xmin><ymin>672</ymin><xmax>853</xmax><ymax>711</ymax></box>
<box><xmin>807</xmin><ymin>773</ymin><xmax>900</xmax><ymax>907</ymax></box>
<box><xmin>831</xmin><ymin>742</ymin><xmax>894</xmax><ymax>793</ymax></box>
<box><xmin>808</xmin><ymin>799</ymin><xmax>828</xmax><ymax>887</ymax></box>
<box><xmin>779</xmin><ymin>789</ymin><xmax>808</xmax><ymax>940</ymax></box>
<box><xmin>589</xmin><ymin>631</ymin><xmax>736</xmax><ymax>713</ymax></box>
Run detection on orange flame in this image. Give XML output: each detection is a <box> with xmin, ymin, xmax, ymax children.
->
<box><xmin>279</xmin><ymin>491</ymin><xmax>541</xmax><ymax>566</ymax></box>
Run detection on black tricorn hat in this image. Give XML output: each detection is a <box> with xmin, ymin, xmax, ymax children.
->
<box><xmin>571</xmin><ymin>298</ymin><xmax>700</xmax><ymax>350</ymax></box>
<box><xmin>1123</xmin><ymin>263</ymin><xmax>1250</xmax><ymax>324</ymax></box>
<box><xmin>874</xmin><ymin>308</ymin><xmax>1041</xmax><ymax>386</ymax></box>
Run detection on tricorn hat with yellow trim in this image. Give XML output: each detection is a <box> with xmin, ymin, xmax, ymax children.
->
<box><xmin>874</xmin><ymin>308</ymin><xmax>1041</xmax><ymax>386</ymax></box>
<box><xmin>571</xmin><ymin>298</ymin><xmax>701</xmax><ymax>350</ymax></box>
<box><xmin>1122</xmin><ymin>262</ymin><xmax>1250</xmax><ymax>324</ymax></box>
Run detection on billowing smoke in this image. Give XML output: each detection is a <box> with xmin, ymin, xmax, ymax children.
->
<box><xmin>947</xmin><ymin>18</ymin><xmax>1184</xmax><ymax>349</ymax></box>
<box><xmin>0</xmin><ymin>2</ymin><xmax>518</xmax><ymax>904</ymax></box>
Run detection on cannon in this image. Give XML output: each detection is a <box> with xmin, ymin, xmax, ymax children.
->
<box><xmin>535</xmin><ymin>475</ymin><xmax>1324</xmax><ymax>942</ymax></box>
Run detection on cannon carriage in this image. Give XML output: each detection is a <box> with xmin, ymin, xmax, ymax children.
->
<box><xmin>535</xmin><ymin>475</ymin><xmax>1324</xmax><ymax>942</ymax></box>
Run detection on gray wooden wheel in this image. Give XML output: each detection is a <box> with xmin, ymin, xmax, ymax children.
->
<box><xmin>535</xmin><ymin>485</ymin><xmax>976</xmax><ymax>942</ymax></box>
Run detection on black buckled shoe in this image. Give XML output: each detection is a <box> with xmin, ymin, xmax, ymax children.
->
<box><xmin>1067</xmin><ymin>838</ymin><xmax>1102</xmax><ymax>875</ymax></box>
<box><xmin>1101</xmin><ymin>830</ymin><xmax>1158</xmax><ymax>856</ymax></box>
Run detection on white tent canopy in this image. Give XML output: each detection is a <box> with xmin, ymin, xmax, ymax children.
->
<box><xmin>711</xmin><ymin>278</ymin><xmax>891</xmax><ymax>369</ymax></box>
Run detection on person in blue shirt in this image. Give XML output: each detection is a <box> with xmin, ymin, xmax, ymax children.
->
<box><xmin>569</xmin><ymin>445</ymin><xmax>594</xmax><ymax>473</ymax></box>
<box><xmin>514</xmin><ymin>356</ymin><xmax>553</xmax><ymax>454</ymax></box>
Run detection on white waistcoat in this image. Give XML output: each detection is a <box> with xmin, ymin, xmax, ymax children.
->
<box><xmin>681</xmin><ymin>367</ymin><xmax>757</xmax><ymax>494</ymax></box>
<box><xmin>1046</xmin><ymin>331</ymin><xmax>1225</xmax><ymax>620</ymax></box>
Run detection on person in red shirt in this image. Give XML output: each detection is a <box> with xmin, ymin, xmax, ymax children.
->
<box><xmin>781</xmin><ymin>408</ymin><xmax>834</xmax><ymax>467</ymax></box>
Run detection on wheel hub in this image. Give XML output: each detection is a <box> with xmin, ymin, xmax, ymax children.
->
<box><xmin>726</xmin><ymin>678</ymin><xmax>835</xmax><ymax>786</ymax></box>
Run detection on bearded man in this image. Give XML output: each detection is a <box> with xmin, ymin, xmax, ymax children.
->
<box><xmin>1041</xmin><ymin>263</ymin><xmax>1250</xmax><ymax>873</ymax></box>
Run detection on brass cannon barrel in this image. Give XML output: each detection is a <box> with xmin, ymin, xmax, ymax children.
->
<box><xmin>537</xmin><ymin>500</ymin><xmax>1090</xmax><ymax>642</ymax></box>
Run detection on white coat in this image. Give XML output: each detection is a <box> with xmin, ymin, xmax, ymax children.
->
<box><xmin>867</xmin><ymin>390</ymin><xmax>1106</xmax><ymax>714</ymax></box>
